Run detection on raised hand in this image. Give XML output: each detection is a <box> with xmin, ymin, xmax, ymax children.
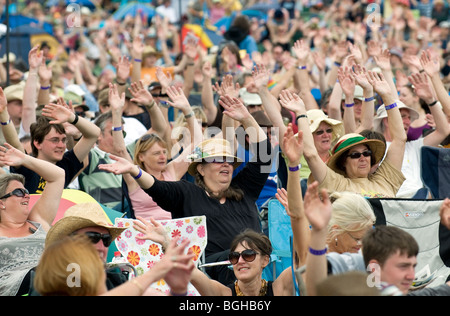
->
<box><xmin>166</xmin><ymin>86</ymin><xmax>191</xmax><ymax>112</ymax></box>
<box><xmin>278</xmin><ymin>89</ymin><xmax>306</xmax><ymax>114</ymax></box>
<box><xmin>41</xmin><ymin>102</ymin><xmax>74</xmax><ymax>125</ymax></box>
<box><xmin>129</xmin><ymin>80</ymin><xmax>154</xmax><ymax>106</ymax></box>
<box><xmin>351</xmin><ymin>64</ymin><xmax>372</xmax><ymax>91</ymax></box>
<box><xmin>98</xmin><ymin>154</ymin><xmax>135</xmax><ymax>175</ymax></box>
<box><xmin>374</xmin><ymin>49</ymin><xmax>392</xmax><ymax>71</ymax></box>
<box><xmin>0</xmin><ymin>143</ymin><xmax>27</xmax><ymax>167</ymax></box>
<box><xmin>366</xmin><ymin>71</ymin><xmax>392</xmax><ymax>98</ymax></box>
<box><xmin>283</xmin><ymin>123</ymin><xmax>304</xmax><ymax>165</ymax></box>
<box><xmin>303</xmin><ymin>181</ymin><xmax>332</xmax><ymax>231</ymax></box>
<box><xmin>133</xmin><ymin>216</ymin><xmax>170</xmax><ymax>246</ymax></box>
<box><xmin>338</xmin><ymin>66</ymin><xmax>355</xmax><ymax>98</ymax></box>
<box><xmin>116</xmin><ymin>56</ymin><xmax>131</xmax><ymax>83</ymax></box>
<box><xmin>292</xmin><ymin>39</ymin><xmax>310</xmax><ymax>66</ymax></box>
<box><xmin>408</xmin><ymin>72</ymin><xmax>435</xmax><ymax>104</ymax></box>
<box><xmin>218</xmin><ymin>95</ymin><xmax>250</xmax><ymax>122</ymax></box>
<box><xmin>252</xmin><ymin>63</ymin><xmax>270</xmax><ymax>90</ymax></box>
<box><xmin>420</xmin><ymin>49</ymin><xmax>440</xmax><ymax>77</ymax></box>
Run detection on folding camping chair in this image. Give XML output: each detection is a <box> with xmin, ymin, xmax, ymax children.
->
<box><xmin>421</xmin><ymin>146</ymin><xmax>450</xmax><ymax>199</ymax></box>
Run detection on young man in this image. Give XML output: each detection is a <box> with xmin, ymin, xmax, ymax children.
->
<box><xmin>8</xmin><ymin>103</ymin><xmax>100</xmax><ymax>194</ymax></box>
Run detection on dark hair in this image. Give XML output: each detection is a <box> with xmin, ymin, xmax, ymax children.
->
<box><xmin>30</xmin><ymin>116</ymin><xmax>66</xmax><ymax>157</ymax></box>
<box><xmin>362</xmin><ymin>226</ymin><xmax>419</xmax><ymax>268</ymax></box>
<box><xmin>359</xmin><ymin>130</ymin><xmax>386</xmax><ymax>145</ymax></box>
<box><xmin>335</xmin><ymin>144</ymin><xmax>376</xmax><ymax>173</ymax></box>
<box><xmin>230</xmin><ymin>229</ymin><xmax>272</xmax><ymax>257</ymax></box>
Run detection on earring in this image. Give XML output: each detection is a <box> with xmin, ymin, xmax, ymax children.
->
<box><xmin>335</xmin><ymin>237</ymin><xmax>338</xmax><ymax>247</ymax></box>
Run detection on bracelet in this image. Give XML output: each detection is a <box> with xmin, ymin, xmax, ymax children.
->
<box><xmin>147</xmin><ymin>100</ymin><xmax>155</xmax><ymax>110</ymax></box>
<box><xmin>309</xmin><ymin>246</ymin><xmax>327</xmax><ymax>256</ymax></box>
<box><xmin>428</xmin><ymin>100</ymin><xmax>438</xmax><ymax>107</ymax></box>
<box><xmin>170</xmin><ymin>290</ymin><xmax>188</xmax><ymax>296</ymax></box>
<box><xmin>364</xmin><ymin>96</ymin><xmax>374</xmax><ymax>102</ymax></box>
<box><xmin>71</xmin><ymin>113</ymin><xmax>79</xmax><ymax>125</ymax></box>
<box><xmin>112</xmin><ymin>126</ymin><xmax>123</xmax><ymax>132</ymax></box>
<box><xmin>334</xmin><ymin>61</ymin><xmax>341</xmax><ymax>67</ymax></box>
<box><xmin>131</xmin><ymin>279</ymin><xmax>144</xmax><ymax>293</ymax></box>
<box><xmin>115</xmin><ymin>80</ymin><xmax>126</xmax><ymax>86</ymax></box>
<box><xmin>295</xmin><ymin>114</ymin><xmax>307</xmax><ymax>121</ymax></box>
<box><xmin>40</xmin><ymin>85</ymin><xmax>50</xmax><ymax>90</ymax></box>
<box><xmin>385</xmin><ymin>102</ymin><xmax>397</xmax><ymax>110</ymax></box>
<box><xmin>73</xmin><ymin>135</ymin><xmax>82</xmax><ymax>142</ymax></box>
<box><xmin>133</xmin><ymin>167</ymin><xmax>143</xmax><ymax>180</ymax></box>
<box><xmin>134</xmin><ymin>58</ymin><xmax>142</xmax><ymax>63</ymax></box>
<box><xmin>288</xmin><ymin>164</ymin><xmax>301</xmax><ymax>172</ymax></box>
<box><xmin>0</xmin><ymin>119</ymin><xmax>10</xmax><ymax>126</ymax></box>
<box><xmin>297</xmin><ymin>65</ymin><xmax>307</xmax><ymax>70</ymax></box>
<box><xmin>345</xmin><ymin>103</ymin><xmax>354</xmax><ymax>108</ymax></box>
<box><xmin>184</xmin><ymin>111</ymin><xmax>195</xmax><ymax>119</ymax></box>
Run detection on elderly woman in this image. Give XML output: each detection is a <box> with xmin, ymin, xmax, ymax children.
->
<box><xmin>99</xmin><ymin>94</ymin><xmax>272</xmax><ymax>285</ymax></box>
<box><xmin>0</xmin><ymin>143</ymin><xmax>65</xmax><ymax>296</ymax></box>
<box><xmin>281</xmin><ymin>71</ymin><xmax>406</xmax><ymax>198</ymax></box>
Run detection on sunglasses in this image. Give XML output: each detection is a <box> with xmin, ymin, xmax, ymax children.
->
<box><xmin>315</xmin><ymin>128</ymin><xmax>333</xmax><ymax>136</ymax></box>
<box><xmin>228</xmin><ymin>249</ymin><xmax>259</xmax><ymax>265</ymax></box>
<box><xmin>347</xmin><ymin>150</ymin><xmax>372</xmax><ymax>159</ymax></box>
<box><xmin>84</xmin><ymin>231</ymin><xmax>113</xmax><ymax>247</ymax></box>
<box><xmin>0</xmin><ymin>188</ymin><xmax>29</xmax><ymax>200</ymax></box>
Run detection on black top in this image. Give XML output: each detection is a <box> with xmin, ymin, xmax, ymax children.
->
<box><xmin>227</xmin><ymin>281</ymin><xmax>274</xmax><ymax>297</ymax></box>
<box><xmin>144</xmin><ymin>139</ymin><xmax>272</xmax><ymax>257</ymax></box>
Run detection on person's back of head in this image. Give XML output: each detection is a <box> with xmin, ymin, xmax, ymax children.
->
<box><xmin>34</xmin><ymin>235</ymin><xmax>105</xmax><ymax>296</ymax></box>
<box><xmin>362</xmin><ymin>225</ymin><xmax>419</xmax><ymax>269</ymax></box>
<box><xmin>316</xmin><ymin>271</ymin><xmax>381</xmax><ymax>296</ymax></box>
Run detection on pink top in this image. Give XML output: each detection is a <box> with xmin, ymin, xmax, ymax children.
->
<box><xmin>129</xmin><ymin>169</ymin><xmax>174</xmax><ymax>220</ymax></box>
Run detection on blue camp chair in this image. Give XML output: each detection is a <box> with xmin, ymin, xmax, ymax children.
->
<box><xmin>421</xmin><ymin>146</ymin><xmax>450</xmax><ymax>199</ymax></box>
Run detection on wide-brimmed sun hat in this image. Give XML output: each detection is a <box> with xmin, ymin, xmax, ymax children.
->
<box><xmin>45</xmin><ymin>203</ymin><xmax>126</xmax><ymax>247</ymax></box>
<box><xmin>306</xmin><ymin>109</ymin><xmax>344</xmax><ymax>143</ymax></box>
<box><xmin>326</xmin><ymin>133</ymin><xmax>386</xmax><ymax>176</ymax></box>
<box><xmin>187</xmin><ymin>138</ymin><xmax>242</xmax><ymax>176</ymax></box>
<box><xmin>373</xmin><ymin>100</ymin><xmax>419</xmax><ymax>133</ymax></box>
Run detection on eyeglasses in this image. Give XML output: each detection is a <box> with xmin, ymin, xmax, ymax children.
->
<box><xmin>347</xmin><ymin>232</ymin><xmax>363</xmax><ymax>245</ymax></box>
<box><xmin>84</xmin><ymin>231</ymin><xmax>113</xmax><ymax>247</ymax></box>
<box><xmin>0</xmin><ymin>188</ymin><xmax>29</xmax><ymax>200</ymax></box>
<box><xmin>44</xmin><ymin>137</ymin><xmax>68</xmax><ymax>145</ymax></box>
<box><xmin>315</xmin><ymin>128</ymin><xmax>333</xmax><ymax>136</ymax></box>
<box><xmin>228</xmin><ymin>249</ymin><xmax>259</xmax><ymax>265</ymax></box>
<box><xmin>347</xmin><ymin>150</ymin><xmax>372</xmax><ymax>159</ymax></box>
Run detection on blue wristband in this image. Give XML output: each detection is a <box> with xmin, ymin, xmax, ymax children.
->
<box><xmin>297</xmin><ymin>65</ymin><xmax>307</xmax><ymax>70</ymax></box>
<box><xmin>112</xmin><ymin>126</ymin><xmax>123</xmax><ymax>132</ymax></box>
<box><xmin>364</xmin><ymin>96</ymin><xmax>374</xmax><ymax>102</ymax></box>
<box><xmin>345</xmin><ymin>103</ymin><xmax>354</xmax><ymax>108</ymax></box>
<box><xmin>385</xmin><ymin>102</ymin><xmax>397</xmax><ymax>110</ymax></box>
<box><xmin>133</xmin><ymin>167</ymin><xmax>143</xmax><ymax>180</ymax></box>
<box><xmin>309</xmin><ymin>247</ymin><xmax>327</xmax><ymax>256</ymax></box>
<box><xmin>288</xmin><ymin>164</ymin><xmax>301</xmax><ymax>172</ymax></box>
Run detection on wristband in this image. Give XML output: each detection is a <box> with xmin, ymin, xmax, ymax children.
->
<box><xmin>0</xmin><ymin>119</ymin><xmax>10</xmax><ymax>126</ymax></box>
<box><xmin>364</xmin><ymin>96</ymin><xmax>374</xmax><ymax>102</ymax></box>
<box><xmin>134</xmin><ymin>58</ymin><xmax>142</xmax><ymax>63</ymax></box>
<box><xmin>40</xmin><ymin>85</ymin><xmax>50</xmax><ymax>90</ymax></box>
<box><xmin>428</xmin><ymin>100</ymin><xmax>438</xmax><ymax>107</ymax></box>
<box><xmin>309</xmin><ymin>246</ymin><xmax>327</xmax><ymax>256</ymax></box>
<box><xmin>297</xmin><ymin>65</ymin><xmax>307</xmax><ymax>70</ymax></box>
<box><xmin>345</xmin><ymin>103</ymin><xmax>354</xmax><ymax>108</ymax></box>
<box><xmin>133</xmin><ymin>167</ymin><xmax>143</xmax><ymax>180</ymax></box>
<box><xmin>288</xmin><ymin>164</ymin><xmax>301</xmax><ymax>172</ymax></box>
<box><xmin>334</xmin><ymin>61</ymin><xmax>341</xmax><ymax>67</ymax></box>
<box><xmin>170</xmin><ymin>290</ymin><xmax>188</xmax><ymax>296</ymax></box>
<box><xmin>71</xmin><ymin>113</ymin><xmax>79</xmax><ymax>125</ymax></box>
<box><xmin>385</xmin><ymin>102</ymin><xmax>397</xmax><ymax>110</ymax></box>
<box><xmin>184</xmin><ymin>111</ymin><xmax>195</xmax><ymax>119</ymax></box>
<box><xmin>112</xmin><ymin>126</ymin><xmax>123</xmax><ymax>132</ymax></box>
<box><xmin>115</xmin><ymin>80</ymin><xmax>126</xmax><ymax>86</ymax></box>
<box><xmin>296</xmin><ymin>114</ymin><xmax>307</xmax><ymax>121</ymax></box>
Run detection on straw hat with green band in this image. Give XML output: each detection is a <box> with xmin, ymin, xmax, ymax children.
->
<box><xmin>326</xmin><ymin>133</ymin><xmax>386</xmax><ymax>176</ymax></box>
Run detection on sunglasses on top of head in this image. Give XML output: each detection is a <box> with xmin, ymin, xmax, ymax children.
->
<box><xmin>347</xmin><ymin>150</ymin><xmax>372</xmax><ymax>159</ymax></box>
<box><xmin>228</xmin><ymin>249</ymin><xmax>259</xmax><ymax>265</ymax></box>
<box><xmin>0</xmin><ymin>188</ymin><xmax>29</xmax><ymax>200</ymax></box>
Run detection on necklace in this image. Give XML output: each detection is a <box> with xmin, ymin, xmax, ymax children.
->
<box><xmin>235</xmin><ymin>279</ymin><xmax>268</xmax><ymax>296</ymax></box>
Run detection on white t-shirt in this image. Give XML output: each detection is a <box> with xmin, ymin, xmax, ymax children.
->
<box><xmin>386</xmin><ymin>138</ymin><xmax>424</xmax><ymax>198</ymax></box>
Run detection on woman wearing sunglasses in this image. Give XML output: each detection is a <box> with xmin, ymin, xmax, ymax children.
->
<box><xmin>280</xmin><ymin>71</ymin><xmax>407</xmax><ymax>198</ymax></box>
<box><xmin>0</xmin><ymin>143</ymin><xmax>65</xmax><ymax>296</ymax></box>
<box><xmin>134</xmin><ymin>217</ymin><xmax>294</xmax><ymax>296</ymax></box>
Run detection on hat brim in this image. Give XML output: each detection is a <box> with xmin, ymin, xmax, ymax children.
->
<box><xmin>326</xmin><ymin>138</ymin><xmax>386</xmax><ymax>176</ymax></box>
<box><xmin>45</xmin><ymin>216</ymin><xmax>126</xmax><ymax>247</ymax></box>
<box><xmin>188</xmin><ymin>155</ymin><xmax>243</xmax><ymax>176</ymax></box>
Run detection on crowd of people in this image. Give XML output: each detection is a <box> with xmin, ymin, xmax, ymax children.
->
<box><xmin>1</xmin><ymin>0</ymin><xmax>450</xmax><ymax>297</ymax></box>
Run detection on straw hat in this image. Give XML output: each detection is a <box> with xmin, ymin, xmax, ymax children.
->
<box><xmin>373</xmin><ymin>101</ymin><xmax>419</xmax><ymax>133</ymax></box>
<box><xmin>187</xmin><ymin>138</ymin><xmax>242</xmax><ymax>176</ymax></box>
<box><xmin>45</xmin><ymin>203</ymin><xmax>126</xmax><ymax>247</ymax></box>
<box><xmin>142</xmin><ymin>46</ymin><xmax>163</xmax><ymax>60</ymax></box>
<box><xmin>326</xmin><ymin>133</ymin><xmax>386</xmax><ymax>176</ymax></box>
<box><xmin>306</xmin><ymin>109</ymin><xmax>344</xmax><ymax>143</ymax></box>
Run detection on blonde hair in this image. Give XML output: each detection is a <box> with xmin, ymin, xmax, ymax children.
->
<box><xmin>34</xmin><ymin>235</ymin><xmax>105</xmax><ymax>296</ymax></box>
<box><xmin>133</xmin><ymin>133</ymin><xmax>168</xmax><ymax>171</ymax></box>
<box><xmin>327</xmin><ymin>191</ymin><xmax>376</xmax><ymax>241</ymax></box>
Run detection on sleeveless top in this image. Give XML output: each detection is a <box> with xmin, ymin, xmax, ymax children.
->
<box><xmin>227</xmin><ymin>280</ymin><xmax>274</xmax><ymax>296</ymax></box>
<box><xmin>0</xmin><ymin>221</ymin><xmax>46</xmax><ymax>296</ymax></box>
<box><xmin>129</xmin><ymin>169</ymin><xmax>174</xmax><ymax>221</ymax></box>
